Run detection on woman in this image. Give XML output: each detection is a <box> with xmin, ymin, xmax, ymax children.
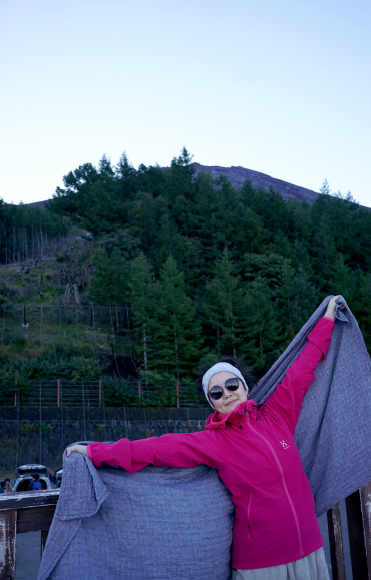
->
<box><xmin>67</xmin><ymin>296</ymin><xmax>340</xmax><ymax>580</ymax></box>
<box><xmin>4</xmin><ymin>478</ymin><xmax>13</xmax><ymax>493</ymax></box>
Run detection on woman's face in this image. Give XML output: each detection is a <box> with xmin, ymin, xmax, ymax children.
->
<box><xmin>208</xmin><ymin>371</ymin><xmax>248</xmax><ymax>414</ymax></box>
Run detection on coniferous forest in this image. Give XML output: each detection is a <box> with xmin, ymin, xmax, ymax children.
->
<box><xmin>1</xmin><ymin>148</ymin><xmax>371</xmax><ymax>392</ymax></box>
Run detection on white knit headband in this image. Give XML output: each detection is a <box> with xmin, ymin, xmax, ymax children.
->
<box><xmin>202</xmin><ymin>362</ymin><xmax>249</xmax><ymax>409</ymax></box>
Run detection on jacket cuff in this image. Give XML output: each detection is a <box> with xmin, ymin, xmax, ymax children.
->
<box><xmin>87</xmin><ymin>443</ymin><xmax>94</xmax><ymax>463</ymax></box>
<box><xmin>307</xmin><ymin>317</ymin><xmax>335</xmax><ymax>361</ymax></box>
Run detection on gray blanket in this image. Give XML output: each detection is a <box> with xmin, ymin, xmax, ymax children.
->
<box><xmin>38</xmin><ymin>295</ymin><xmax>371</xmax><ymax>579</ymax></box>
<box><xmin>38</xmin><ymin>459</ymin><xmax>234</xmax><ymax>580</ymax></box>
<box><xmin>252</xmin><ymin>294</ymin><xmax>371</xmax><ymax>516</ymax></box>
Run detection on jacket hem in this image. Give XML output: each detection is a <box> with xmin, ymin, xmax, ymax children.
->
<box><xmin>231</xmin><ymin>539</ymin><xmax>324</xmax><ymax>570</ymax></box>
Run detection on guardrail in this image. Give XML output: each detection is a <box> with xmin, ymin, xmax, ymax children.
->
<box><xmin>1</xmin><ymin>484</ymin><xmax>371</xmax><ymax>579</ymax></box>
<box><xmin>0</xmin><ymin>489</ymin><xmax>59</xmax><ymax>579</ymax></box>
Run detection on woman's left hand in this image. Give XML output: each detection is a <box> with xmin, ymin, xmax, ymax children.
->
<box><xmin>324</xmin><ymin>295</ymin><xmax>344</xmax><ymax>321</ymax></box>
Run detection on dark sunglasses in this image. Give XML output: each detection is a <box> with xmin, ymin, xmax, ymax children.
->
<box><xmin>208</xmin><ymin>378</ymin><xmax>241</xmax><ymax>401</ymax></box>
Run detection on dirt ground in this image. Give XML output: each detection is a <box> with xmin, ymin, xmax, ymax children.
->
<box><xmin>0</xmin><ymin>469</ymin><xmax>17</xmax><ymax>481</ymax></box>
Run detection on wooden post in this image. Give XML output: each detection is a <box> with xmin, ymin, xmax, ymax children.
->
<box><xmin>346</xmin><ymin>489</ymin><xmax>369</xmax><ymax>579</ymax></box>
<box><xmin>41</xmin><ymin>529</ymin><xmax>49</xmax><ymax>558</ymax></box>
<box><xmin>57</xmin><ymin>379</ymin><xmax>60</xmax><ymax>408</ymax></box>
<box><xmin>14</xmin><ymin>378</ymin><xmax>17</xmax><ymax>408</ymax></box>
<box><xmin>138</xmin><ymin>381</ymin><xmax>141</xmax><ymax>402</ymax></box>
<box><xmin>360</xmin><ymin>481</ymin><xmax>371</xmax><ymax>573</ymax></box>
<box><xmin>0</xmin><ymin>508</ymin><xmax>17</xmax><ymax>580</ymax></box>
<box><xmin>99</xmin><ymin>380</ymin><xmax>102</xmax><ymax>408</ymax></box>
<box><xmin>176</xmin><ymin>382</ymin><xmax>179</xmax><ymax>409</ymax></box>
<box><xmin>326</xmin><ymin>504</ymin><xmax>346</xmax><ymax>580</ymax></box>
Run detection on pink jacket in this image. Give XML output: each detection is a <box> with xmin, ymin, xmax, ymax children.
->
<box><xmin>88</xmin><ymin>317</ymin><xmax>335</xmax><ymax>570</ymax></box>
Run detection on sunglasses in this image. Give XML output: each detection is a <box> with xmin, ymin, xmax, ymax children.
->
<box><xmin>208</xmin><ymin>378</ymin><xmax>241</xmax><ymax>401</ymax></box>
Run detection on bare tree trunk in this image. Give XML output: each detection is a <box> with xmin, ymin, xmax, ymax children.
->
<box><xmin>143</xmin><ymin>316</ymin><xmax>148</xmax><ymax>373</ymax></box>
<box><xmin>259</xmin><ymin>330</ymin><xmax>263</xmax><ymax>357</ymax></box>
<box><xmin>283</xmin><ymin>265</ymin><xmax>292</xmax><ymax>326</ymax></box>
<box><xmin>13</xmin><ymin>227</ymin><xmax>16</xmax><ymax>263</ymax></box>
<box><xmin>216</xmin><ymin>316</ymin><xmax>220</xmax><ymax>357</ymax></box>
<box><xmin>174</xmin><ymin>329</ymin><xmax>180</xmax><ymax>381</ymax></box>
<box><xmin>40</xmin><ymin>223</ymin><xmax>44</xmax><ymax>259</ymax></box>
<box><xmin>226</xmin><ymin>249</ymin><xmax>237</xmax><ymax>358</ymax></box>
<box><xmin>73</xmin><ymin>284</ymin><xmax>81</xmax><ymax>304</ymax></box>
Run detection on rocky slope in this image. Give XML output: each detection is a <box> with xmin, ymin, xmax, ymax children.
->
<box><xmin>193</xmin><ymin>163</ymin><xmax>319</xmax><ymax>204</ymax></box>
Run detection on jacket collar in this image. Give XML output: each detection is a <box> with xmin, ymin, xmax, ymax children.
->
<box><xmin>205</xmin><ymin>399</ymin><xmax>258</xmax><ymax>430</ymax></box>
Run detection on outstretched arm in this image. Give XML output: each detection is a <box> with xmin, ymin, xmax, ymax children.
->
<box><xmin>67</xmin><ymin>429</ymin><xmax>221</xmax><ymax>474</ymax></box>
<box><xmin>260</xmin><ymin>296</ymin><xmax>339</xmax><ymax>433</ymax></box>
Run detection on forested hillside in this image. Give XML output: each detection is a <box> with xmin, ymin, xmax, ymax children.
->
<box><xmin>0</xmin><ymin>199</ymin><xmax>69</xmax><ymax>264</ymax></box>
<box><xmin>1</xmin><ymin>148</ymin><xmax>371</xmax><ymax>388</ymax></box>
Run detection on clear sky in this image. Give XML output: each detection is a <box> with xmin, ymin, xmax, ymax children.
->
<box><xmin>1</xmin><ymin>0</ymin><xmax>370</xmax><ymax>206</ymax></box>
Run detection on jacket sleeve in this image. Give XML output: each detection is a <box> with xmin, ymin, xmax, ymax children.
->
<box><xmin>260</xmin><ymin>317</ymin><xmax>335</xmax><ymax>433</ymax></box>
<box><xmin>87</xmin><ymin>429</ymin><xmax>220</xmax><ymax>474</ymax></box>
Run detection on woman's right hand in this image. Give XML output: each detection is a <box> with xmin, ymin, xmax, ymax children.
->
<box><xmin>66</xmin><ymin>445</ymin><xmax>88</xmax><ymax>458</ymax></box>
<box><xmin>324</xmin><ymin>295</ymin><xmax>344</xmax><ymax>321</ymax></box>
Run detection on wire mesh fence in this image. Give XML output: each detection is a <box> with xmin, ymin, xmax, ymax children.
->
<box><xmin>0</xmin><ymin>379</ymin><xmax>208</xmax><ymax>408</ymax></box>
<box><xmin>0</xmin><ymin>379</ymin><xmax>210</xmax><ymax>470</ymax></box>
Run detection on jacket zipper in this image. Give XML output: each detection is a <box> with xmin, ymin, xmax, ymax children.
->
<box><xmin>245</xmin><ymin>413</ymin><xmax>304</xmax><ymax>558</ymax></box>
<box><xmin>247</xmin><ymin>491</ymin><xmax>252</xmax><ymax>539</ymax></box>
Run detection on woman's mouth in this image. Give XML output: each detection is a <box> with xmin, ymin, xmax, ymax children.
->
<box><xmin>226</xmin><ymin>398</ymin><xmax>238</xmax><ymax>406</ymax></box>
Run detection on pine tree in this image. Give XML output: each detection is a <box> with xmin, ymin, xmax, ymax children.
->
<box><xmin>242</xmin><ymin>276</ymin><xmax>283</xmax><ymax>376</ymax></box>
<box><xmin>152</xmin><ymin>256</ymin><xmax>202</xmax><ymax>380</ymax></box>
<box><xmin>88</xmin><ymin>248</ymin><xmax>127</xmax><ymax>306</ymax></box>
<box><xmin>206</xmin><ymin>248</ymin><xmax>247</xmax><ymax>358</ymax></box>
<box><xmin>129</xmin><ymin>254</ymin><xmax>156</xmax><ymax>373</ymax></box>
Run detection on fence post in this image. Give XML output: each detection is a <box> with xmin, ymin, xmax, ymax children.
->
<box><xmin>360</xmin><ymin>482</ymin><xmax>371</xmax><ymax>574</ymax></box>
<box><xmin>14</xmin><ymin>378</ymin><xmax>17</xmax><ymax>407</ymax></box>
<box><xmin>326</xmin><ymin>503</ymin><xmax>346</xmax><ymax>580</ymax></box>
<box><xmin>0</xmin><ymin>508</ymin><xmax>17</xmax><ymax>579</ymax></box>
<box><xmin>138</xmin><ymin>381</ymin><xmax>141</xmax><ymax>402</ymax></box>
<box><xmin>345</xmin><ymin>488</ymin><xmax>369</xmax><ymax>579</ymax></box>
<box><xmin>57</xmin><ymin>379</ymin><xmax>60</xmax><ymax>408</ymax></box>
<box><xmin>99</xmin><ymin>380</ymin><xmax>102</xmax><ymax>408</ymax></box>
<box><xmin>176</xmin><ymin>382</ymin><xmax>179</xmax><ymax>409</ymax></box>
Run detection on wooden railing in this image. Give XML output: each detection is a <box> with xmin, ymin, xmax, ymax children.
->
<box><xmin>0</xmin><ymin>489</ymin><xmax>59</xmax><ymax>580</ymax></box>
<box><xmin>1</xmin><ymin>484</ymin><xmax>371</xmax><ymax>580</ymax></box>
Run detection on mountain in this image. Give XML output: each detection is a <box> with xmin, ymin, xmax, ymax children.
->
<box><xmin>193</xmin><ymin>163</ymin><xmax>319</xmax><ymax>204</ymax></box>
<box><xmin>26</xmin><ymin>164</ymin><xmax>320</xmax><ymax>209</ymax></box>
<box><xmin>26</xmin><ymin>200</ymin><xmax>49</xmax><ymax>209</ymax></box>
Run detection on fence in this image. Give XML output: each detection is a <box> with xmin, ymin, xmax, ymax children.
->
<box><xmin>0</xmin><ymin>379</ymin><xmax>206</xmax><ymax>408</ymax></box>
<box><xmin>0</xmin><ymin>380</ymin><xmax>209</xmax><ymax>470</ymax></box>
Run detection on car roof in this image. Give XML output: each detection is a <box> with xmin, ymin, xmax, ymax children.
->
<box><xmin>16</xmin><ymin>464</ymin><xmax>50</xmax><ymax>477</ymax></box>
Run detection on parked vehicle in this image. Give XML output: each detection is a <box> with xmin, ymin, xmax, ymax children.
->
<box><xmin>13</xmin><ymin>464</ymin><xmax>54</xmax><ymax>492</ymax></box>
<box><xmin>55</xmin><ymin>468</ymin><xmax>63</xmax><ymax>488</ymax></box>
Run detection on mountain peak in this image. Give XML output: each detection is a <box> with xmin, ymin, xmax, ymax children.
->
<box><xmin>193</xmin><ymin>163</ymin><xmax>319</xmax><ymax>204</ymax></box>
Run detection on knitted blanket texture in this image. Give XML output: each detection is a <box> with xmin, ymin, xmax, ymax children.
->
<box><xmin>38</xmin><ymin>296</ymin><xmax>371</xmax><ymax>579</ymax></box>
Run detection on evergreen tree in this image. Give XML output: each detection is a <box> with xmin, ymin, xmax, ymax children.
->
<box><xmin>206</xmin><ymin>248</ymin><xmax>247</xmax><ymax>359</ymax></box>
<box><xmin>242</xmin><ymin>276</ymin><xmax>283</xmax><ymax>375</ymax></box>
<box><xmin>129</xmin><ymin>254</ymin><xmax>156</xmax><ymax>373</ymax></box>
<box><xmin>88</xmin><ymin>248</ymin><xmax>127</xmax><ymax>306</ymax></box>
<box><xmin>152</xmin><ymin>256</ymin><xmax>202</xmax><ymax>380</ymax></box>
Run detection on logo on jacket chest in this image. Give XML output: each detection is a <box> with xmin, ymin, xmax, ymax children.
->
<box><xmin>280</xmin><ymin>440</ymin><xmax>290</xmax><ymax>450</ymax></box>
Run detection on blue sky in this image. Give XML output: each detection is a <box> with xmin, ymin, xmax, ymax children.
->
<box><xmin>1</xmin><ymin>0</ymin><xmax>370</xmax><ymax>205</ymax></box>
